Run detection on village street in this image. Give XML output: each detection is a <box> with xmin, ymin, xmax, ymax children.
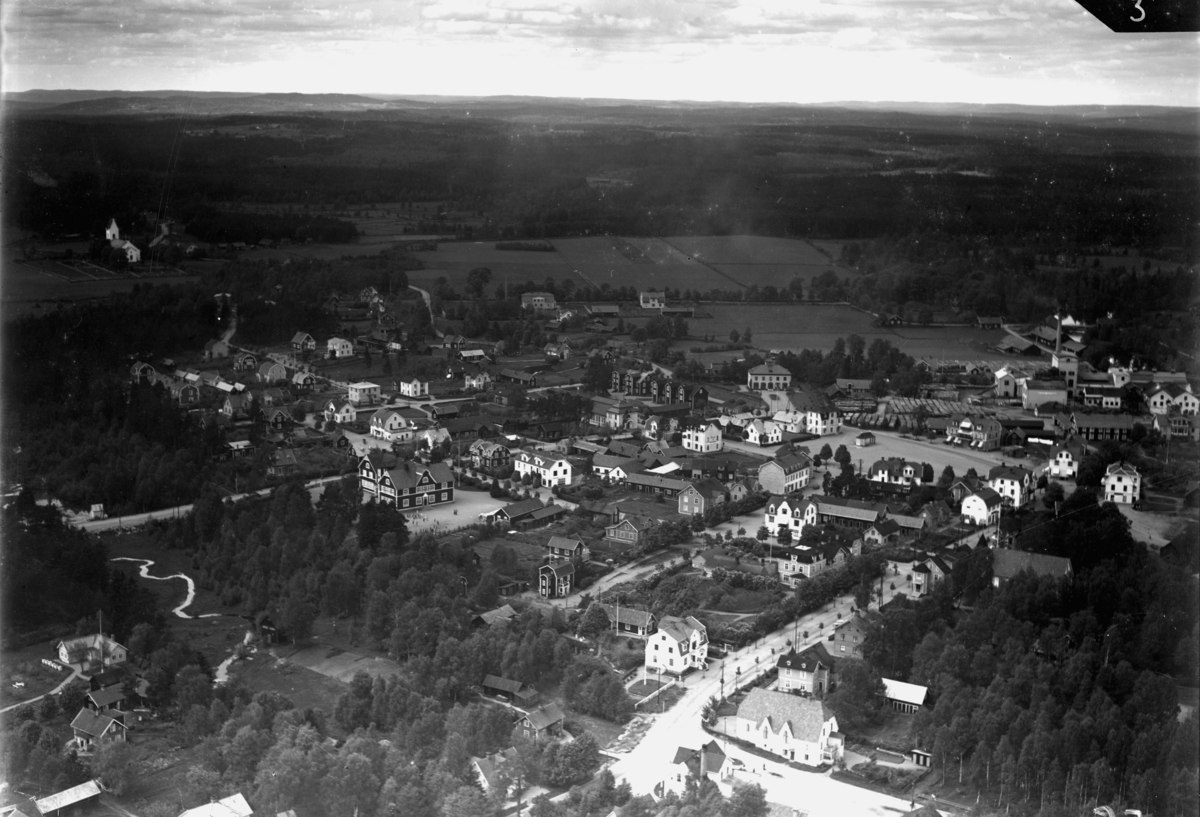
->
<box><xmin>605</xmin><ymin>586</ymin><xmax>912</xmax><ymax>816</ymax></box>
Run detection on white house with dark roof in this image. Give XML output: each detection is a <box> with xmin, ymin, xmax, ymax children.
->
<box><xmin>639</xmin><ymin>290</ymin><xmax>666</xmax><ymax>309</ymax></box>
<box><xmin>988</xmin><ymin>464</ymin><xmax>1034</xmax><ymax>507</ymax></box>
<box><xmin>961</xmin><ymin>488</ymin><xmax>1002</xmax><ymax>526</ymax></box>
<box><xmin>57</xmin><ymin>634</ymin><xmax>127</xmax><ymax>671</ymax></box>
<box><xmin>514</xmin><ymin>449</ymin><xmax>573</xmax><ymax>487</ymax></box>
<box><xmin>1047</xmin><ymin>440</ymin><xmax>1086</xmax><ymax>479</ymax></box>
<box><xmin>646</xmin><ymin>615</ymin><xmax>708</xmax><ymax>674</ymax></box>
<box><xmin>867</xmin><ymin>458</ymin><xmax>922</xmax><ymax>488</ymax></box>
<box><xmin>662</xmin><ymin>741</ymin><xmax>733</xmax><ymax>799</ymax></box>
<box><xmin>324</xmin><ymin>400</ymin><xmax>356</xmax><ymax>425</ymax></box>
<box><xmin>735</xmin><ymin>688</ymin><xmax>842</xmax><ymax>766</ymax></box>
<box><xmin>763</xmin><ymin>495</ymin><xmax>810</xmax><ymax>538</ymax></box>
<box><xmin>399</xmin><ymin>378</ymin><xmax>429</xmax><ymax>398</ymax></box>
<box><xmin>1103</xmin><ymin>461</ymin><xmax>1141</xmax><ymax>504</ymax></box>
<box><xmin>471</xmin><ymin>747</ymin><xmax>521</xmax><ymax>797</ymax></box>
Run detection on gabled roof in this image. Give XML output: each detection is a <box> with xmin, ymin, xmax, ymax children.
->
<box><xmin>87</xmin><ymin>687</ymin><xmax>126</xmax><ymax>708</ymax></box>
<box><xmin>776</xmin><ymin>642</ymin><xmax>836</xmax><ymax>673</ymax></box>
<box><xmin>482</xmin><ymin>674</ymin><xmax>527</xmax><ymax>695</ymax></box>
<box><xmin>382</xmin><ymin>461</ymin><xmax>454</xmax><ymax>491</ymax></box>
<box><xmin>541</xmin><ymin>560</ymin><xmax>575</xmax><ymax>578</ymax></box>
<box><xmin>748</xmin><ymin>363</ymin><xmax>791</xmax><ymax>377</ymax></box>
<box><xmin>966</xmin><ymin>487</ymin><xmax>1003</xmax><ymax>508</ymax></box>
<box><xmin>178</xmin><ymin>793</ymin><xmax>254</xmax><ymax>817</ymax></box>
<box><xmin>476</xmin><ymin>605</ymin><xmax>518</xmax><ymax>626</ymax></box>
<box><xmin>685</xmin><ymin>477</ymin><xmax>728</xmax><ymax>500</ymax></box>
<box><xmin>737</xmin><ymin>688</ymin><xmax>832</xmax><ymax>742</ymax></box>
<box><xmin>814</xmin><ymin>496</ymin><xmax>884</xmax><ymax>522</ymax></box>
<box><xmin>882</xmin><ymin>678</ymin><xmax>928</xmax><ymax>706</ymax></box>
<box><xmin>548</xmin><ymin>535</ymin><xmax>584</xmax><ymax>552</ymax></box>
<box><xmin>607</xmin><ymin>515</ymin><xmax>657</xmax><ymax>533</ymax></box>
<box><xmin>495</xmin><ymin>497</ymin><xmax>544</xmax><ymax>519</ymax></box>
<box><xmin>596</xmin><ymin>603</ymin><xmax>656</xmax><ymax>629</ymax></box>
<box><xmin>69</xmin><ymin>708</ymin><xmax>125</xmax><ymax>738</ymax></box>
<box><xmin>992</xmin><ymin>549</ymin><xmax>1073</xmax><ymax>581</ymax></box>
<box><xmin>472</xmin><ymin>747</ymin><xmax>520</xmax><ymax>789</ymax></box>
<box><xmin>34</xmin><ymin>781</ymin><xmax>103</xmax><ymax>815</ymax></box>
<box><xmin>1072</xmin><ymin>412</ymin><xmax>1136</xmax><ymax>429</ymax></box>
<box><xmin>988</xmin><ymin>464</ymin><xmax>1032</xmax><ymax>482</ymax></box>
<box><xmin>523</xmin><ymin>702</ymin><xmax>565</xmax><ymax>731</ymax></box>
<box><xmin>657</xmin><ymin>615</ymin><xmax>705</xmax><ymax>643</ymax></box>
<box><xmin>1104</xmin><ymin>461</ymin><xmax>1140</xmax><ymax>480</ymax></box>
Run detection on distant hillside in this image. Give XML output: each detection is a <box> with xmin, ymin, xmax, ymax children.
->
<box><xmin>5</xmin><ymin>90</ymin><xmax>1195</xmax><ymax>134</ymax></box>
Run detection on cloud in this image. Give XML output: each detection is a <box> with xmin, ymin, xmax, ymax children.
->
<box><xmin>2</xmin><ymin>0</ymin><xmax>1196</xmax><ymax>103</ymax></box>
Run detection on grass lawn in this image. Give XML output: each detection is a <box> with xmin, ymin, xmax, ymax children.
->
<box><xmin>849</xmin><ymin>710</ymin><xmax>917</xmax><ymax>752</ymax></box>
<box><xmin>228</xmin><ymin>650</ymin><xmax>353</xmax><ymax>723</ymax></box>
<box><xmin>627</xmin><ymin>679</ymin><xmax>666</xmax><ymax>699</ymax></box>
<box><xmin>708</xmin><ymin>587</ymin><xmax>781</xmax><ymax>614</ymax></box>
<box><xmin>601</xmin><ymin>636</ymin><xmax>647</xmax><ymax>672</ymax></box>
<box><xmin>564</xmin><ymin>709</ymin><xmax>626</xmax><ymax>751</ymax></box>
<box><xmin>0</xmin><ymin>639</ymin><xmax>74</xmax><ymax>708</ymax></box>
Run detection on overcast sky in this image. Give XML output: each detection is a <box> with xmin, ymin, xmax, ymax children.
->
<box><xmin>3</xmin><ymin>0</ymin><xmax>1197</xmax><ymax>105</ymax></box>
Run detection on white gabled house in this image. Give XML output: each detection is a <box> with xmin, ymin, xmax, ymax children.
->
<box><xmin>370</xmin><ymin>409</ymin><xmax>413</xmax><ymax>442</ymax></box>
<box><xmin>961</xmin><ymin>488</ymin><xmax>1002</xmax><ymax>526</ymax></box>
<box><xmin>988</xmin><ymin>464</ymin><xmax>1033</xmax><ymax>507</ymax></box>
<box><xmin>513</xmin><ymin>449</ymin><xmax>573</xmax><ymax>487</ymax></box>
<box><xmin>399</xmin><ymin>379</ymin><xmax>429</xmax><ymax>398</ymax></box>
<box><xmin>764</xmin><ymin>495</ymin><xmax>809</xmax><ymax>537</ymax></box>
<box><xmin>1047</xmin><ymin>440</ymin><xmax>1086</xmax><ymax>479</ymax></box>
<box><xmin>324</xmin><ymin>400</ymin><xmax>357</xmax><ymax>425</ymax></box>
<box><xmin>734</xmin><ymin>688</ymin><xmax>842</xmax><ymax>767</ymax></box>
<box><xmin>326</xmin><ymin>337</ymin><xmax>355</xmax><ymax>358</ymax></box>
<box><xmin>1103</xmin><ymin>461</ymin><xmax>1141</xmax><ymax>505</ymax></box>
<box><xmin>682</xmin><ymin>422</ymin><xmax>723</xmax><ymax>453</ymax></box>
<box><xmin>744</xmin><ymin>419</ymin><xmax>782</xmax><ymax>446</ymax></box>
<box><xmin>646</xmin><ymin>615</ymin><xmax>708</xmax><ymax>675</ymax></box>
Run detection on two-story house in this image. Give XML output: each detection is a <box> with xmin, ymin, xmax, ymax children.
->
<box><xmin>547</xmin><ymin>535</ymin><xmax>587</xmax><ymax>561</ymax></box>
<box><xmin>639</xmin><ymin>291</ymin><xmax>666</xmax><ymax>309</ymax></box>
<box><xmin>747</xmin><ymin>364</ymin><xmax>793</xmax><ymax>392</ymax></box>
<box><xmin>521</xmin><ymin>291</ymin><xmax>557</xmax><ymax>311</ymax></box>
<box><xmin>465</xmin><ymin>371</ymin><xmax>492</xmax><ymax>391</ymax></box>
<box><xmin>399</xmin><ymin>379</ymin><xmax>429</xmax><ymax>398</ymax></box>
<box><xmin>764</xmin><ymin>495</ymin><xmax>810</xmax><ymax>538</ymax></box>
<box><xmin>513</xmin><ymin>449</ymin><xmax>573</xmax><ymax>487</ymax></box>
<box><xmin>961</xmin><ymin>487</ymin><xmax>1002</xmax><ymax>526</ymax></box>
<box><xmin>324</xmin><ymin>400</ymin><xmax>357</xmax><ymax>425</ymax></box>
<box><xmin>757</xmin><ymin>449</ymin><xmax>812</xmax><ymax>495</ymax></box>
<box><xmin>678</xmin><ymin>479</ymin><xmax>728</xmax><ymax>517</ymax></box>
<box><xmin>776</xmin><ymin>643</ymin><xmax>836</xmax><ymax>696</ymax></box>
<box><xmin>646</xmin><ymin>615</ymin><xmax>708</xmax><ymax>675</ymax></box>
<box><xmin>682</xmin><ymin>422</ymin><xmax>723</xmax><ymax>453</ymax></box>
<box><xmin>988</xmin><ymin>464</ymin><xmax>1033</xmax><ymax>507</ymax></box>
<box><xmin>946</xmin><ymin>416</ymin><xmax>1003</xmax><ymax>450</ymax></box>
<box><xmin>348</xmin><ymin>381</ymin><xmax>381</xmax><ymax>406</ymax></box>
<box><xmin>57</xmin><ymin>634</ymin><xmax>128</xmax><ymax>672</ymax></box>
<box><xmin>370</xmin><ymin>409</ymin><xmax>412</xmax><ymax>442</ymax></box>
<box><xmin>605</xmin><ymin>514</ymin><xmax>657</xmax><ymax>547</ymax></box>
<box><xmin>735</xmin><ymin>688</ymin><xmax>842</xmax><ymax>767</ymax></box>
<box><xmin>867</xmin><ymin>458</ymin><xmax>922</xmax><ymax>489</ymax></box>
<box><xmin>538</xmin><ymin>560</ymin><xmax>574</xmax><ymax>598</ymax></box>
<box><xmin>1103</xmin><ymin>461</ymin><xmax>1141</xmax><ymax>505</ymax></box>
<box><xmin>469</xmin><ymin>440</ymin><xmax>512</xmax><ymax>471</ymax></box>
<box><xmin>327</xmin><ymin>337</ymin><xmax>355</xmax><ymax>358</ymax></box>
<box><xmin>1047</xmin><ymin>440</ymin><xmax>1086</xmax><ymax>479</ymax></box>
<box><xmin>829</xmin><ymin>615</ymin><xmax>868</xmax><ymax>660</ymax></box>
<box><xmin>291</xmin><ymin>332</ymin><xmax>317</xmax><ymax>353</ymax></box>
<box><xmin>743</xmin><ymin>419</ymin><xmax>782</xmax><ymax>447</ymax></box>
<box><xmin>257</xmin><ymin>361</ymin><xmax>287</xmax><ymax>383</ymax></box>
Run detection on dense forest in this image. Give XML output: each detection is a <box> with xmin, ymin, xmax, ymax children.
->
<box><xmin>6</xmin><ymin>107</ymin><xmax>1196</xmax><ymax>251</ymax></box>
<box><xmin>841</xmin><ymin>490</ymin><xmax>1199</xmax><ymax>816</ymax></box>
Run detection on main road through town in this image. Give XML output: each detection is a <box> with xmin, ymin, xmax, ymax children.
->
<box><xmin>607</xmin><ymin>587</ymin><xmax>913</xmax><ymax>816</ymax></box>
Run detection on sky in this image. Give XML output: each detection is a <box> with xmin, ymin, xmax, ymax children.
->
<box><xmin>2</xmin><ymin>0</ymin><xmax>1198</xmax><ymax>105</ymax></box>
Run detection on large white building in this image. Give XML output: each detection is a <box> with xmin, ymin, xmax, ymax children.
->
<box><xmin>327</xmin><ymin>337</ymin><xmax>355</xmax><ymax>358</ymax></box>
<box><xmin>763</xmin><ymin>495</ymin><xmax>809</xmax><ymax>537</ymax></box>
<box><xmin>1103</xmin><ymin>461</ymin><xmax>1141</xmax><ymax>505</ymax></box>
<box><xmin>682</xmin><ymin>422</ymin><xmax>723</xmax><ymax>453</ymax></box>
<box><xmin>1047</xmin><ymin>441</ymin><xmax>1086</xmax><ymax>479</ymax></box>
<box><xmin>645</xmin><ymin>615</ymin><xmax>707</xmax><ymax>675</ymax></box>
<box><xmin>348</xmin><ymin>381</ymin><xmax>381</xmax><ymax>406</ymax></box>
<box><xmin>734</xmin><ymin>688</ymin><xmax>842</xmax><ymax>767</ymax></box>
<box><xmin>757</xmin><ymin>449</ymin><xmax>812</xmax><ymax>495</ymax></box>
<box><xmin>513</xmin><ymin>449</ymin><xmax>573</xmax><ymax>487</ymax></box>
<box><xmin>747</xmin><ymin>364</ymin><xmax>792</xmax><ymax>392</ymax></box>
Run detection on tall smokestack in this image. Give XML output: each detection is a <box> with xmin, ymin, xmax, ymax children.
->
<box><xmin>1055</xmin><ymin>312</ymin><xmax>1062</xmax><ymax>356</ymax></box>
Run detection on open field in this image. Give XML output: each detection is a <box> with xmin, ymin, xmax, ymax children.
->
<box><xmin>228</xmin><ymin>649</ymin><xmax>353</xmax><ymax>717</ymax></box>
<box><xmin>553</xmin><ymin>236</ymin><xmax>742</xmax><ymax>292</ymax></box>
<box><xmin>688</xmin><ymin>303</ymin><xmax>1015</xmax><ymax>358</ymax></box>
<box><xmin>0</xmin><ymin>639</ymin><xmax>73</xmax><ymax>708</ymax></box>
<box><xmin>1</xmin><ymin>261</ymin><xmax>200</xmax><ymax>320</ymax></box>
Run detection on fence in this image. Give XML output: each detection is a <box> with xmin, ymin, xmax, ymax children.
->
<box><xmin>634</xmin><ymin>679</ymin><xmax>678</xmax><ymax>709</ymax></box>
<box><xmin>42</xmin><ymin>658</ymin><xmax>67</xmax><ymax>672</ymax></box>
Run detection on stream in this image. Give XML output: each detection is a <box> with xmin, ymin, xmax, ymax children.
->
<box><xmin>110</xmin><ymin>557</ymin><xmax>221</xmax><ymax>619</ymax></box>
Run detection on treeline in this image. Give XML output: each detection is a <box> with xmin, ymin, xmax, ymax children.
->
<box><xmin>180</xmin><ymin>204</ymin><xmax>358</xmax><ymax>245</ymax></box>
<box><xmin>857</xmin><ymin>491</ymin><xmax>1199</xmax><ymax>816</ymax></box>
<box><xmin>1</xmin><ymin>499</ymin><xmax>167</xmax><ymax>637</ymax></box>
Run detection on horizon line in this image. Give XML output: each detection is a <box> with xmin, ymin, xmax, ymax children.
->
<box><xmin>5</xmin><ymin>89</ymin><xmax>1199</xmax><ymax>111</ymax></box>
